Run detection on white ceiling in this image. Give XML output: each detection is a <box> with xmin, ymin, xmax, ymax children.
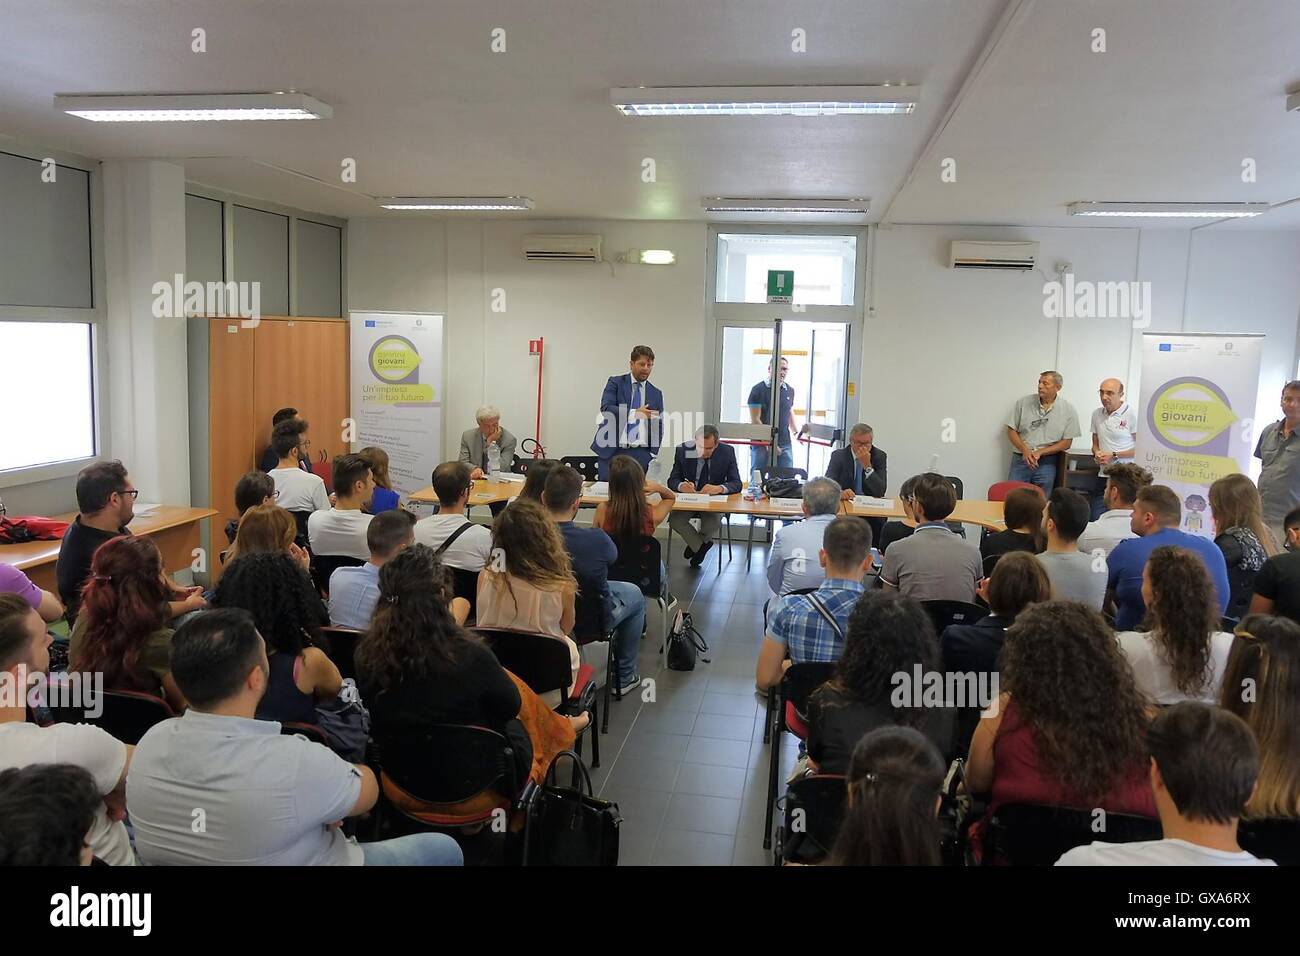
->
<box><xmin>1</xmin><ymin>0</ymin><xmax>1298</xmax><ymax>228</ymax></box>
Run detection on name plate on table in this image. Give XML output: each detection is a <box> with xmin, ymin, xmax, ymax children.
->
<box><xmin>853</xmin><ymin>496</ymin><xmax>894</xmax><ymax>509</ymax></box>
<box><xmin>472</xmin><ymin>492</ymin><xmax>497</xmax><ymax>501</ymax></box>
<box><xmin>674</xmin><ymin>493</ymin><xmax>712</xmax><ymax>505</ymax></box>
<box><xmin>769</xmin><ymin>497</ymin><xmax>804</xmax><ymax>510</ymax></box>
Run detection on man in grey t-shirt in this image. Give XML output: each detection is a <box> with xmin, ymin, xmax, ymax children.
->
<box><xmin>881</xmin><ymin>474</ymin><xmax>981</xmax><ymax>602</ymax></box>
<box><xmin>1037</xmin><ymin>487</ymin><xmax>1106</xmax><ymax>610</ymax></box>
<box><xmin>1255</xmin><ymin>380</ymin><xmax>1300</xmax><ymax>544</ymax></box>
<box><xmin>1005</xmin><ymin>371</ymin><xmax>1081</xmax><ymax>493</ymax></box>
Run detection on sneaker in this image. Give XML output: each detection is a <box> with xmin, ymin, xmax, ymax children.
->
<box><xmin>616</xmin><ymin>673</ymin><xmax>642</xmax><ymax>696</ymax></box>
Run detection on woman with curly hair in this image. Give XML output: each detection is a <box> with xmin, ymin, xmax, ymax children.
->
<box><xmin>357</xmin><ymin>545</ymin><xmax>586</xmax><ymax>820</ymax></box>
<box><xmin>476</xmin><ymin>498</ymin><xmax>580</xmax><ymax>706</ymax></box>
<box><xmin>1209</xmin><ymin>474</ymin><xmax>1280</xmax><ymax>621</ymax></box>
<box><xmin>806</xmin><ymin>590</ymin><xmax>952</xmax><ymax>776</ymax></box>
<box><xmin>211</xmin><ymin>551</ymin><xmax>341</xmax><ymax>724</ymax></box>
<box><xmin>70</xmin><ymin>536</ymin><xmax>187</xmax><ymax>710</ymax></box>
<box><xmin>967</xmin><ymin>601</ymin><xmax>1157</xmax><ymax>857</ymax></box>
<box><xmin>1117</xmin><ymin>546</ymin><xmax>1234</xmax><ymax>704</ymax></box>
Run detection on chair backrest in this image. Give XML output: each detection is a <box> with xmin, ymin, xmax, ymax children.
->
<box><xmin>281</xmin><ymin>721</ymin><xmax>331</xmax><ymax>747</ymax></box>
<box><xmin>609</xmin><ymin>534</ymin><xmax>663</xmax><ymax>598</ymax></box>
<box><xmin>923</xmin><ymin>600</ymin><xmax>988</xmax><ymax>634</ymax></box>
<box><xmin>310</xmin><ymin>553</ymin><xmax>365</xmax><ymax>596</ymax></box>
<box><xmin>449</xmin><ymin>567</ymin><xmax>479</xmax><ymax>617</ymax></box>
<box><xmin>288</xmin><ymin>510</ymin><xmax>313</xmax><ymax>548</ymax></box>
<box><xmin>376</xmin><ymin>724</ymin><xmax>521</xmax><ymax>805</ymax></box>
<box><xmin>782</xmin><ymin>661</ymin><xmax>838</xmax><ymax>715</ymax></box>
<box><xmin>476</xmin><ymin>627</ymin><xmax>573</xmax><ymax>702</ymax></box>
<box><xmin>1237</xmin><ymin>817</ymin><xmax>1300</xmax><ymax>866</ymax></box>
<box><xmin>571</xmin><ymin>578</ymin><xmax>608</xmax><ymax>644</ymax></box>
<box><xmin>944</xmin><ymin>476</ymin><xmax>965</xmax><ymax>500</ymax></box>
<box><xmin>48</xmin><ymin>684</ymin><xmax>175</xmax><ymax>745</ymax></box>
<box><xmin>511</xmin><ymin>456</ymin><xmax>531</xmax><ymax>474</ymax></box>
<box><xmin>987</xmin><ymin>480</ymin><xmax>1038</xmax><ymax>502</ymax></box>
<box><xmin>319</xmin><ymin>625</ymin><xmax>363</xmax><ymax>681</ymax></box>
<box><xmin>985</xmin><ymin>803</ymin><xmax>1162</xmax><ymax>865</ymax></box>
<box><xmin>781</xmin><ymin>774</ymin><xmax>848</xmax><ymax>864</ymax></box>
<box><xmin>982</xmin><ymin>553</ymin><xmax>1002</xmax><ymax>578</ymax></box>
<box><xmin>761</xmin><ymin>466</ymin><xmax>809</xmax><ymax>482</ymax></box>
<box><xmin>560</xmin><ymin>456</ymin><xmax>600</xmax><ymax>483</ymax></box>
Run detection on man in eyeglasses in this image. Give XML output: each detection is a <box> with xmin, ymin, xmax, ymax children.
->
<box><xmin>1005</xmin><ymin>371</ymin><xmax>1081</xmax><ymax>493</ymax></box>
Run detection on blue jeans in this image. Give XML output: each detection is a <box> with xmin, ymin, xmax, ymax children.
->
<box><xmin>1009</xmin><ymin>454</ymin><xmax>1056</xmax><ymax>493</ymax></box>
<box><xmin>1089</xmin><ymin>475</ymin><xmax>1108</xmax><ymax>520</ymax></box>
<box><xmin>751</xmin><ymin>445</ymin><xmax>794</xmax><ymax>474</ymax></box>
<box><xmin>607</xmin><ymin>580</ymin><xmax>647</xmax><ymax>685</ymax></box>
<box><xmin>361</xmin><ymin>832</ymin><xmax>464</xmax><ymax>866</ymax></box>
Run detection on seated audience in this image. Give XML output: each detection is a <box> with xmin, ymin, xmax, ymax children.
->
<box><xmin>826</xmin><ymin>726</ymin><xmax>947</xmax><ymax>867</ymax></box>
<box><xmin>258</xmin><ymin>406</ymin><xmax>310</xmax><ymax>473</ymax></box>
<box><xmin>357</xmin><ymin>446</ymin><xmax>401</xmax><ymax>514</ymax></box>
<box><xmin>1057</xmin><ymin>703</ymin><xmax>1274</xmax><ymax>866</ymax></box>
<box><xmin>225</xmin><ymin>504</ymin><xmax>311</xmax><ymax>569</ymax></box>
<box><xmin>267</xmin><ymin>419</ymin><xmax>329</xmax><ymax>514</ymax></box>
<box><xmin>356</xmin><ymin>546</ymin><xmax>586</xmax><ymax>817</ymax></box>
<box><xmin>757</xmin><ymin>516</ymin><xmax>874</xmax><ymax>691</ymax></box>
<box><xmin>665</xmin><ymin>424</ymin><xmax>744</xmax><ymax>567</ymax></box>
<box><xmin>544</xmin><ymin>465</ymin><xmax>646</xmax><ymax>696</ymax></box>
<box><xmin>880</xmin><ymin>473</ymin><xmax>982</xmax><ymax>602</ymax></box>
<box><xmin>594</xmin><ymin>454</ymin><xmax>676</xmax><ymax>539</ymax></box>
<box><xmin>69</xmin><ymin>537</ymin><xmax>187</xmax><ymax>711</ymax></box>
<box><xmin>1106</xmin><ymin>484</ymin><xmax>1230</xmax><ymax>630</ymax></box>
<box><xmin>942</xmin><ymin>551</ymin><xmax>1051</xmax><ymax>678</ymax></box>
<box><xmin>476</xmin><ymin>499</ymin><xmax>580</xmax><ymax>706</ymax></box>
<box><xmin>1209</xmin><ymin>473</ymin><xmax>1279</xmax><ymax>622</ymax></box>
<box><xmin>807</xmin><ymin>591</ymin><xmax>953</xmax><ymax>776</ymax></box>
<box><xmin>1219</xmin><ymin>615</ymin><xmax>1300</xmax><ymax>820</ymax></box>
<box><xmin>224</xmin><ymin>470</ymin><xmax>276</xmax><ymax>545</ymax></box>
<box><xmin>57</xmin><ymin>459</ymin><xmax>134</xmax><ymax>622</ymax></box>
<box><xmin>877</xmin><ymin>475</ymin><xmax>920</xmax><ymax>553</ymax></box>
<box><xmin>980</xmin><ymin>486</ymin><xmax>1045</xmax><ymax>567</ymax></box>
<box><xmin>0</xmin><ymin>594</ymin><xmax>134</xmax><ymax>865</ymax></box>
<box><xmin>1036</xmin><ymin>487</ymin><xmax>1106</xmax><ymax>609</ymax></box>
<box><xmin>767</xmin><ymin>477</ymin><xmax>841</xmax><ymax>595</ymax></box>
<box><xmin>330</xmin><ymin>510</ymin><xmax>420</xmax><ymax>630</ymax></box>
<box><xmin>0</xmin><ymin>764</ymin><xmax>102</xmax><ymax>866</ymax></box>
<box><xmin>0</xmin><ymin>561</ymin><xmax>64</xmax><ymax>623</ymax></box>
<box><xmin>1077</xmin><ymin>462</ymin><xmax>1152</xmax><ymax>558</ymax></box>
<box><xmin>1249</xmin><ymin>505</ymin><xmax>1300</xmax><ymax>623</ymax></box>
<box><xmin>517</xmin><ymin>458</ymin><xmax>560</xmax><ymax>504</ymax></box>
<box><xmin>211</xmin><ymin>552</ymin><xmax>341</xmax><ymax>725</ymax></box>
<box><xmin>307</xmin><ymin>454</ymin><xmax>374</xmax><ymax>561</ymax></box>
<box><xmin>413</xmin><ymin>461</ymin><xmax>493</xmax><ymax>572</ymax></box>
<box><xmin>1117</xmin><ymin>546</ymin><xmax>1234</xmax><ymax>705</ymax></box>
<box><xmin>968</xmin><ymin>603</ymin><xmax>1158</xmax><ymax>857</ymax></box>
<box><xmin>126</xmin><ymin>609</ymin><xmax>463</xmax><ymax>865</ymax></box>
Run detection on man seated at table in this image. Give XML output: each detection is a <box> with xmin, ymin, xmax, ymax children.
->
<box><xmin>756</xmin><ymin>515</ymin><xmax>873</xmax><ymax>692</ymax></box>
<box><xmin>767</xmin><ymin>477</ymin><xmax>842</xmax><ymax>596</ymax></box>
<box><xmin>825</xmin><ymin>423</ymin><xmax>888</xmax><ymax>500</ymax></box>
<box><xmin>459</xmin><ymin>405</ymin><xmax>517</xmax><ymax>517</ymax></box>
<box><xmin>665</xmin><ymin>424</ymin><xmax>743</xmax><ymax>568</ymax></box>
<box><xmin>413</xmin><ymin>462</ymin><xmax>493</xmax><ymax>573</ymax></box>
<box><xmin>879</xmin><ymin>472</ymin><xmax>982</xmax><ymax>603</ymax></box>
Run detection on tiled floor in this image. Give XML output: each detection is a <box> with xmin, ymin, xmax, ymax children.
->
<box><xmin>579</xmin><ymin>533</ymin><xmax>801</xmax><ymax>866</ymax></box>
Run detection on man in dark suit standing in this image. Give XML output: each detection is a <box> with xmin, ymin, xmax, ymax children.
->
<box><xmin>666</xmin><ymin>424</ymin><xmax>743</xmax><ymax>567</ymax></box>
<box><xmin>590</xmin><ymin>345</ymin><xmax>664</xmax><ymax>480</ymax></box>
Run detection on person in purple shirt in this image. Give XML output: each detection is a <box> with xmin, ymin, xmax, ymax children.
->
<box><xmin>0</xmin><ymin>564</ymin><xmax>64</xmax><ymax>623</ymax></box>
<box><xmin>1105</xmin><ymin>485</ymin><xmax>1229</xmax><ymax>630</ymax></box>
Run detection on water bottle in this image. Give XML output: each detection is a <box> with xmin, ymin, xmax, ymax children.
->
<box><xmin>487</xmin><ymin>440</ymin><xmax>501</xmax><ymax>479</ymax></box>
<box><xmin>747</xmin><ymin>468</ymin><xmax>763</xmax><ymax>501</ymax></box>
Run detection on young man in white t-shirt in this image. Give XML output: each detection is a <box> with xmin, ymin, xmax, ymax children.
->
<box><xmin>0</xmin><ymin>595</ymin><xmax>135</xmax><ymax>865</ymax></box>
<box><xmin>307</xmin><ymin>454</ymin><xmax>374</xmax><ymax>560</ymax></box>
<box><xmin>413</xmin><ymin>461</ymin><xmax>493</xmax><ymax>572</ymax></box>
<box><xmin>1088</xmin><ymin>378</ymin><xmax>1138</xmax><ymax>520</ymax></box>
<box><xmin>268</xmin><ymin>418</ymin><xmax>330</xmax><ymax>513</ymax></box>
<box><xmin>1057</xmin><ymin>702</ymin><xmax>1274</xmax><ymax>866</ymax></box>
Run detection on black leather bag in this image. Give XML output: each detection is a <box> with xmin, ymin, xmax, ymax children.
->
<box><xmin>523</xmin><ymin>752</ymin><xmax>621</xmax><ymax>866</ymax></box>
<box><xmin>762</xmin><ymin>477</ymin><xmax>803</xmax><ymax>498</ymax></box>
<box><xmin>665</xmin><ymin>609</ymin><xmax>708</xmax><ymax>671</ymax></box>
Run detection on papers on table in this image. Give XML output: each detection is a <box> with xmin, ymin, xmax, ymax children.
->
<box><xmin>768</xmin><ymin>497</ymin><xmax>804</xmax><ymax>510</ymax></box>
<box><xmin>584</xmin><ymin>481</ymin><xmax>610</xmax><ymax>500</ymax></box>
<box><xmin>853</xmin><ymin>496</ymin><xmax>894</xmax><ymax>509</ymax></box>
<box><xmin>491</xmin><ymin>472</ymin><xmax>526</xmax><ymax>484</ymax></box>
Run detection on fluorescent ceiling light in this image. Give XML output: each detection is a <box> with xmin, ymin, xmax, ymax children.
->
<box><xmin>703</xmin><ymin>197</ymin><xmax>871</xmax><ymax>215</ymax></box>
<box><xmin>55</xmin><ymin>91</ymin><xmax>331</xmax><ymax>121</ymax></box>
<box><xmin>1068</xmin><ymin>202</ymin><xmax>1270</xmax><ymax>219</ymax></box>
<box><xmin>379</xmin><ymin>197</ymin><xmax>535</xmax><ymax>211</ymax></box>
<box><xmin>612</xmin><ymin>86</ymin><xmax>915</xmax><ymax>116</ymax></box>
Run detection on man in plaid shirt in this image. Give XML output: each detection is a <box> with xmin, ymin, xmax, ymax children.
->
<box><xmin>756</xmin><ymin>516</ymin><xmax>874</xmax><ymax>692</ymax></box>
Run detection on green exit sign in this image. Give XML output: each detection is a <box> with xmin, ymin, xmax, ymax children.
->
<box><xmin>766</xmin><ymin>270</ymin><xmax>794</xmax><ymax>304</ymax></box>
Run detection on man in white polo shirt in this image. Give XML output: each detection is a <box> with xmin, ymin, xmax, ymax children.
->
<box><xmin>413</xmin><ymin>461</ymin><xmax>493</xmax><ymax>572</ymax></box>
<box><xmin>307</xmin><ymin>454</ymin><xmax>374</xmax><ymax>561</ymax></box>
<box><xmin>1089</xmin><ymin>378</ymin><xmax>1137</xmax><ymax>519</ymax></box>
<box><xmin>268</xmin><ymin>419</ymin><xmax>330</xmax><ymax>513</ymax></box>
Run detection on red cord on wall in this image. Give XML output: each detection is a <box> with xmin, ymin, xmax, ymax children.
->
<box><xmin>529</xmin><ymin>337</ymin><xmax>545</xmax><ymax>458</ymax></box>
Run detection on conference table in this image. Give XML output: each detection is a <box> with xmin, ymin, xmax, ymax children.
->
<box><xmin>1</xmin><ymin>505</ymin><xmax>218</xmax><ymax>593</ymax></box>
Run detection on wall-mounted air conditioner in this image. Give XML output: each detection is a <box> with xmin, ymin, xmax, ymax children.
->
<box><xmin>950</xmin><ymin>240</ymin><xmax>1038</xmax><ymax>271</ymax></box>
<box><xmin>522</xmin><ymin>234</ymin><xmax>603</xmax><ymax>262</ymax></box>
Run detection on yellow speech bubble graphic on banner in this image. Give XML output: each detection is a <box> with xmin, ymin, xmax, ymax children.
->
<box><xmin>371</xmin><ymin>337</ymin><xmax>423</xmax><ymax>383</ymax></box>
<box><xmin>1151</xmin><ymin>381</ymin><xmax>1237</xmax><ymax>448</ymax></box>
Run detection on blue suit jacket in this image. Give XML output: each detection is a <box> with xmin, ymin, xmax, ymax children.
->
<box><xmin>590</xmin><ymin>374</ymin><xmax>665</xmax><ymax>460</ymax></box>
<box><xmin>667</xmin><ymin>441</ymin><xmax>743</xmax><ymax>494</ymax></box>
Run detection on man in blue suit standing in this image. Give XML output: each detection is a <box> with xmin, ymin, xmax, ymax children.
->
<box><xmin>666</xmin><ymin>424</ymin><xmax>743</xmax><ymax>567</ymax></box>
<box><xmin>591</xmin><ymin>345</ymin><xmax>664</xmax><ymax>480</ymax></box>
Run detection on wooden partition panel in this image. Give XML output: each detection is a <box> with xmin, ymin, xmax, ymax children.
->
<box><xmin>208</xmin><ymin>319</ymin><xmax>257</xmax><ymax>540</ymax></box>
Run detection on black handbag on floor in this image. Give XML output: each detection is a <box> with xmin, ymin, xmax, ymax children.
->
<box><xmin>665</xmin><ymin>609</ymin><xmax>709</xmax><ymax>671</ymax></box>
<box><xmin>523</xmin><ymin>751</ymin><xmax>621</xmax><ymax>866</ymax></box>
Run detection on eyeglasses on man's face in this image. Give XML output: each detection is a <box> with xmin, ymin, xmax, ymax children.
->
<box><xmin>117</xmin><ymin>488</ymin><xmax>140</xmax><ymax>500</ymax></box>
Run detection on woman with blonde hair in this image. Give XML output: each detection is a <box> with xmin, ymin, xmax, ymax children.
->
<box><xmin>358</xmin><ymin>446</ymin><xmax>401</xmax><ymax>514</ymax></box>
<box><xmin>225</xmin><ymin>504</ymin><xmax>309</xmax><ymax>572</ymax></box>
<box><xmin>1209</xmin><ymin>474</ymin><xmax>1280</xmax><ymax>621</ymax></box>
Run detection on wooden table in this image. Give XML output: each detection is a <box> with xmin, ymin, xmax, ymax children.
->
<box><xmin>2</xmin><ymin>505</ymin><xmax>218</xmax><ymax>592</ymax></box>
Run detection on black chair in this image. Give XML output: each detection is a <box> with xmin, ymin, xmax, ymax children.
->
<box><xmin>310</xmin><ymin>553</ymin><xmax>365</xmax><ymax>597</ymax></box>
<box><xmin>448</xmin><ymin>567</ymin><xmax>480</xmax><ymax>620</ymax></box>
<box><xmin>1238</xmin><ymin>817</ymin><xmax>1300</xmax><ymax>865</ymax></box>
<box><xmin>281</xmin><ymin>721</ymin><xmax>332</xmax><ymax>748</ymax></box>
<box><xmin>319</xmin><ymin>625</ymin><xmax>363</xmax><ymax>682</ymax></box>
<box><xmin>943</xmin><ymin>475</ymin><xmax>967</xmax><ymax>537</ymax></box>
<box><xmin>572</xmin><ymin>582</ymin><xmax>620</xmax><ymax>734</ymax></box>
<box><xmin>764</xmin><ymin>661</ymin><xmax>837</xmax><ymax>849</ymax></box>
<box><xmin>288</xmin><ymin>510</ymin><xmax>313</xmax><ymax>548</ymax></box>
<box><xmin>774</xmin><ymin>773</ymin><xmax>848</xmax><ymax>865</ymax></box>
<box><xmin>476</xmin><ymin>627</ymin><xmax>600</xmax><ymax>768</ymax></box>
<box><xmin>981</xmin><ymin>553</ymin><xmax>1002</xmax><ymax>578</ymax></box>
<box><xmin>560</xmin><ymin>456</ymin><xmax>601</xmax><ymax>483</ymax></box>
<box><xmin>47</xmin><ymin>684</ymin><xmax>175</xmax><ymax>745</ymax></box>
<box><xmin>610</xmin><ymin>534</ymin><xmax>672</xmax><ymax>648</ymax></box>
<box><xmin>982</xmin><ymin>802</ymin><xmax>1162</xmax><ymax>865</ymax></box>
<box><xmin>923</xmin><ymin>600</ymin><xmax>988</xmax><ymax>635</ymax></box>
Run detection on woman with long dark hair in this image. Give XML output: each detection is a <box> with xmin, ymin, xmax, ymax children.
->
<box><xmin>594</xmin><ymin>454</ymin><xmax>675</xmax><ymax>539</ymax></box>
<box><xmin>70</xmin><ymin>536</ymin><xmax>185</xmax><ymax>710</ymax></box>
<box><xmin>517</xmin><ymin>459</ymin><xmax>560</xmax><ymax>503</ymax></box>
<box><xmin>211</xmin><ymin>551</ymin><xmax>341</xmax><ymax>724</ymax></box>
<box><xmin>357</xmin><ymin>446</ymin><xmax>401</xmax><ymax>513</ymax></box>
<box><xmin>1117</xmin><ymin>545</ymin><xmax>1234</xmax><ymax>704</ymax></box>
<box><xmin>1209</xmin><ymin>475</ymin><xmax>1279</xmax><ymax>620</ymax></box>
<box><xmin>826</xmin><ymin>726</ymin><xmax>947</xmax><ymax>866</ymax></box>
